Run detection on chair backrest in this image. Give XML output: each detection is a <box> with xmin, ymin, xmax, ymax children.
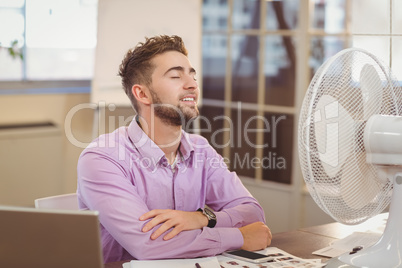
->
<box><xmin>34</xmin><ymin>193</ymin><xmax>79</xmax><ymax>210</ymax></box>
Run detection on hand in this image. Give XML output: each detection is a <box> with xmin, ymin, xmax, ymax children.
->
<box><xmin>238</xmin><ymin>222</ymin><xmax>272</xmax><ymax>251</ymax></box>
<box><xmin>139</xmin><ymin>209</ymin><xmax>208</xmax><ymax>241</ymax></box>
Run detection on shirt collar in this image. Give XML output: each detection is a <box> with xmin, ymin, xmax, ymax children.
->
<box><xmin>127</xmin><ymin>119</ymin><xmax>194</xmax><ymax>170</ymax></box>
<box><xmin>179</xmin><ymin>131</ymin><xmax>194</xmax><ymax>161</ymax></box>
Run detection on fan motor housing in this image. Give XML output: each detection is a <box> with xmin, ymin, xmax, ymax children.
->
<box><xmin>364</xmin><ymin>114</ymin><xmax>402</xmax><ymax>165</ymax></box>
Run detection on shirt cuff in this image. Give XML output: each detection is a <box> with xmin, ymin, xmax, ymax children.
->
<box><xmin>216</xmin><ymin>227</ymin><xmax>244</xmax><ymax>252</ymax></box>
<box><xmin>214</xmin><ymin>210</ymin><xmax>232</xmax><ymax>228</ymax></box>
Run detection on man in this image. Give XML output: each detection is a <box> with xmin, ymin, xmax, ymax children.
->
<box><xmin>77</xmin><ymin>35</ymin><xmax>271</xmax><ymax>263</ymax></box>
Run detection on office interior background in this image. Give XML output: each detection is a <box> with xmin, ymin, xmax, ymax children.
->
<box><xmin>0</xmin><ymin>0</ymin><xmax>401</xmax><ymax>233</ymax></box>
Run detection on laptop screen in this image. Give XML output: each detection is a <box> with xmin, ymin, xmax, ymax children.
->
<box><xmin>0</xmin><ymin>206</ymin><xmax>104</xmax><ymax>268</ymax></box>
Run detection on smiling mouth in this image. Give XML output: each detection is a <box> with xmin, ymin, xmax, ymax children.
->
<box><xmin>181</xmin><ymin>97</ymin><xmax>196</xmax><ymax>103</ymax></box>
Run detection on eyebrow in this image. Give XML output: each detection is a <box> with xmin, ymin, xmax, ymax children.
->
<box><xmin>164</xmin><ymin>66</ymin><xmax>196</xmax><ymax>76</ymax></box>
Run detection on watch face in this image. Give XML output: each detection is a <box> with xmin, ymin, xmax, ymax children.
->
<box><xmin>204</xmin><ymin>207</ymin><xmax>216</xmax><ymax>220</ymax></box>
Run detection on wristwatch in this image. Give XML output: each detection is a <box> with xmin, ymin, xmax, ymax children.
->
<box><xmin>197</xmin><ymin>207</ymin><xmax>217</xmax><ymax>228</ymax></box>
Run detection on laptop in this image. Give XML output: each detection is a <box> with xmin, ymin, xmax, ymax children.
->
<box><xmin>0</xmin><ymin>206</ymin><xmax>104</xmax><ymax>268</ymax></box>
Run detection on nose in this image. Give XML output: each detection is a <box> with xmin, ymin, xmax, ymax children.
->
<box><xmin>184</xmin><ymin>74</ymin><xmax>198</xmax><ymax>90</ymax></box>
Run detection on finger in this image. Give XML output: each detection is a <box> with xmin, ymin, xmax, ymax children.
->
<box><xmin>266</xmin><ymin>231</ymin><xmax>272</xmax><ymax>247</ymax></box>
<box><xmin>139</xmin><ymin>209</ymin><xmax>166</xmax><ymax>221</ymax></box>
<box><xmin>163</xmin><ymin>225</ymin><xmax>183</xmax><ymax>241</ymax></box>
<box><xmin>142</xmin><ymin>215</ymin><xmax>167</xmax><ymax>232</ymax></box>
<box><xmin>267</xmin><ymin>238</ymin><xmax>272</xmax><ymax>247</ymax></box>
<box><xmin>150</xmin><ymin>220</ymin><xmax>175</xmax><ymax>240</ymax></box>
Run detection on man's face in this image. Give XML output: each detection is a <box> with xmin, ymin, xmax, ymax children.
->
<box><xmin>147</xmin><ymin>51</ymin><xmax>199</xmax><ymax>126</ymax></box>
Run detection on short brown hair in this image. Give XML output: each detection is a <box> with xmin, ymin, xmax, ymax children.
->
<box><xmin>118</xmin><ymin>35</ymin><xmax>188</xmax><ymax>112</ymax></box>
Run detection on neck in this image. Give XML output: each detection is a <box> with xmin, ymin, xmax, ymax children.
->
<box><xmin>137</xmin><ymin>114</ymin><xmax>182</xmax><ymax>164</ymax></box>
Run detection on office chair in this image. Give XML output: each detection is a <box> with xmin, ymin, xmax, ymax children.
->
<box><xmin>34</xmin><ymin>193</ymin><xmax>79</xmax><ymax>210</ymax></box>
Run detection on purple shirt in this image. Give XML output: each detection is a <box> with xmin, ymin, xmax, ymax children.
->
<box><xmin>77</xmin><ymin>120</ymin><xmax>265</xmax><ymax>263</ymax></box>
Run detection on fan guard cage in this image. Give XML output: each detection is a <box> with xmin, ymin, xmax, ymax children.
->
<box><xmin>298</xmin><ymin>48</ymin><xmax>402</xmax><ymax>225</ymax></box>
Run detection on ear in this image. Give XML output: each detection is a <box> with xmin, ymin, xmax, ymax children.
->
<box><xmin>132</xmin><ymin>84</ymin><xmax>151</xmax><ymax>105</ymax></box>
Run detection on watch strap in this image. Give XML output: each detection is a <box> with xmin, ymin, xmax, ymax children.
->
<box><xmin>197</xmin><ymin>208</ymin><xmax>217</xmax><ymax>228</ymax></box>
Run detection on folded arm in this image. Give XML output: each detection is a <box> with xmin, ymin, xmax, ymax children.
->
<box><xmin>140</xmin><ymin>209</ymin><xmax>208</xmax><ymax>240</ymax></box>
<box><xmin>140</xmin><ymin>208</ymin><xmax>272</xmax><ymax>252</ymax></box>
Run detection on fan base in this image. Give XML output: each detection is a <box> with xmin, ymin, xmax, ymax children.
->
<box><xmin>325</xmin><ymin>172</ymin><xmax>402</xmax><ymax>268</ymax></box>
<box><xmin>325</xmin><ymin>257</ymin><xmax>359</xmax><ymax>268</ymax></box>
<box><xmin>324</xmin><ymin>228</ymin><xmax>402</xmax><ymax>268</ymax></box>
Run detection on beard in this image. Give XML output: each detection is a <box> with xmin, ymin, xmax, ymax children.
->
<box><xmin>149</xmin><ymin>88</ymin><xmax>199</xmax><ymax>126</ymax></box>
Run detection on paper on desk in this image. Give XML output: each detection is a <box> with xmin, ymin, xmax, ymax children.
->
<box><xmin>122</xmin><ymin>256</ymin><xmax>220</xmax><ymax>268</ymax></box>
<box><xmin>313</xmin><ymin>232</ymin><xmax>381</xmax><ymax>258</ymax></box>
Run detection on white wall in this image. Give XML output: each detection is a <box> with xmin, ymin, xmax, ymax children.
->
<box><xmin>92</xmin><ymin>0</ymin><xmax>202</xmax><ymax>106</ymax></box>
<box><xmin>0</xmin><ymin>93</ymin><xmax>94</xmax><ymax>206</ymax></box>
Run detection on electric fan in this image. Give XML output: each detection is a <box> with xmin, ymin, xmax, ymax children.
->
<box><xmin>298</xmin><ymin>48</ymin><xmax>402</xmax><ymax>267</ymax></box>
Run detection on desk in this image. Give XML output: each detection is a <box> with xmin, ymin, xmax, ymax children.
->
<box><xmin>105</xmin><ymin>214</ymin><xmax>387</xmax><ymax>268</ymax></box>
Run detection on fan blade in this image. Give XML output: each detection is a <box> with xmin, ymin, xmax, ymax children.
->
<box><xmin>314</xmin><ymin>95</ymin><xmax>354</xmax><ymax>178</ymax></box>
<box><xmin>360</xmin><ymin>64</ymin><xmax>383</xmax><ymax>120</ymax></box>
<box><xmin>340</xmin><ymin>152</ymin><xmax>380</xmax><ymax>211</ymax></box>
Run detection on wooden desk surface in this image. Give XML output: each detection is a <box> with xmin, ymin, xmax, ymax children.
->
<box><xmin>270</xmin><ymin>229</ymin><xmax>334</xmax><ymax>261</ymax></box>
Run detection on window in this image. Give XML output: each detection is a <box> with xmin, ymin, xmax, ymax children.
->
<box><xmin>0</xmin><ymin>0</ymin><xmax>25</xmax><ymax>80</ymax></box>
<box><xmin>350</xmin><ymin>0</ymin><xmax>402</xmax><ymax>80</ymax></box>
<box><xmin>201</xmin><ymin>0</ymin><xmax>401</xmax><ymax>185</ymax></box>
<box><xmin>0</xmin><ymin>0</ymin><xmax>97</xmax><ymax>81</ymax></box>
<box><xmin>201</xmin><ymin>0</ymin><xmax>349</xmax><ymax>184</ymax></box>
